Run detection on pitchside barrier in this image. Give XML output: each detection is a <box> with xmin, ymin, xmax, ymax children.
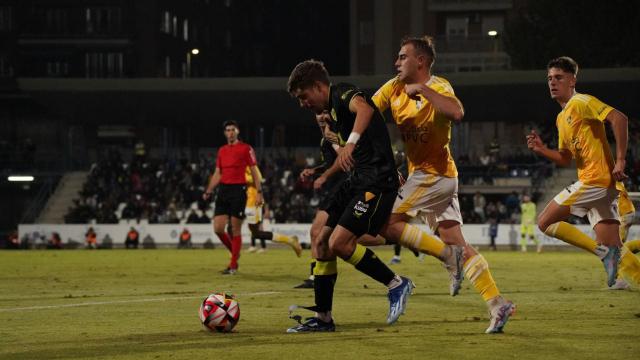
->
<box><xmin>18</xmin><ymin>222</ymin><xmax>640</xmax><ymax>249</ymax></box>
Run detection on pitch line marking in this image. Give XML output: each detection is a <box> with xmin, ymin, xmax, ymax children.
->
<box><xmin>0</xmin><ymin>291</ymin><xmax>281</xmax><ymax>313</ymax></box>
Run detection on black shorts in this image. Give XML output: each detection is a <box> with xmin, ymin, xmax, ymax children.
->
<box><xmin>214</xmin><ymin>184</ymin><xmax>247</xmax><ymax>219</ymax></box>
<box><xmin>318</xmin><ymin>178</ymin><xmax>349</xmax><ymax>211</ymax></box>
<box><xmin>325</xmin><ymin>183</ymin><xmax>396</xmax><ymax>237</ymax></box>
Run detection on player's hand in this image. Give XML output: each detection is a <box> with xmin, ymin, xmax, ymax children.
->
<box><xmin>338</xmin><ymin>143</ymin><xmax>356</xmax><ymax>171</ymax></box>
<box><xmin>314</xmin><ymin>175</ymin><xmax>327</xmax><ymax>190</ymax></box>
<box><xmin>324</xmin><ymin>129</ymin><xmax>340</xmax><ymax>145</ymax></box>
<box><xmin>612</xmin><ymin>159</ymin><xmax>628</xmax><ymax>181</ymax></box>
<box><xmin>202</xmin><ymin>191</ymin><xmax>212</xmax><ymax>201</ymax></box>
<box><xmin>526</xmin><ymin>130</ymin><xmax>545</xmax><ymax>153</ymax></box>
<box><xmin>404</xmin><ymin>84</ymin><xmax>424</xmax><ymax>101</ymax></box>
<box><xmin>300</xmin><ymin>168</ymin><xmax>315</xmax><ymax>179</ymax></box>
<box><xmin>255</xmin><ymin>193</ymin><xmax>264</xmax><ymax>207</ymax></box>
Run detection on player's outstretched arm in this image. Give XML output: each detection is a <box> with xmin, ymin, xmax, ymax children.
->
<box><xmin>606</xmin><ymin>109</ymin><xmax>629</xmax><ymax>181</ymax></box>
<box><xmin>526</xmin><ymin>130</ymin><xmax>572</xmax><ymax>166</ymax></box>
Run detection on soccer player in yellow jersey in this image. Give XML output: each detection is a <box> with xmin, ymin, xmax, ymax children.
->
<box><xmin>373</xmin><ymin>36</ymin><xmax>514</xmax><ymax>334</ymax></box>
<box><xmin>609</xmin><ymin>183</ymin><xmax>637</xmax><ymax>289</ymax></box>
<box><xmin>520</xmin><ymin>195</ymin><xmax>541</xmax><ymax>252</ymax></box>
<box><xmin>244</xmin><ymin>166</ymin><xmax>302</xmax><ymax>257</ymax></box>
<box><xmin>526</xmin><ymin>56</ymin><xmax>640</xmax><ymax>288</ymax></box>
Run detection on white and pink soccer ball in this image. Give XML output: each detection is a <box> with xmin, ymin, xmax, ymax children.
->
<box><xmin>198</xmin><ymin>292</ymin><xmax>240</xmax><ymax>333</ymax></box>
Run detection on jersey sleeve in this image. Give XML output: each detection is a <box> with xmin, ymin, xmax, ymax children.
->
<box><xmin>556</xmin><ymin>117</ymin><xmax>569</xmax><ymax>151</ymax></box>
<box><xmin>335</xmin><ymin>83</ymin><xmax>365</xmax><ymax>110</ymax></box>
<box><xmin>246</xmin><ymin>145</ymin><xmax>257</xmax><ymax>166</ymax></box>
<box><xmin>372</xmin><ymin>78</ymin><xmax>396</xmax><ymax>112</ymax></box>
<box><xmin>584</xmin><ymin>96</ymin><xmax>614</xmax><ymax>122</ymax></box>
<box><xmin>430</xmin><ymin>78</ymin><xmax>458</xmax><ymax>99</ymax></box>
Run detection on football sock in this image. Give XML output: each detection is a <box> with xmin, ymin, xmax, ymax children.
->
<box><xmin>625</xmin><ymin>239</ymin><xmax>640</xmax><ymax>254</ymax></box>
<box><xmin>218</xmin><ymin>233</ymin><xmax>232</xmax><ymax>251</ymax></box>
<box><xmin>229</xmin><ymin>235</ymin><xmax>241</xmax><ymax>269</ymax></box>
<box><xmin>398</xmin><ymin>223</ymin><xmax>446</xmax><ymax>259</ymax></box>
<box><xmin>394</xmin><ymin>243</ymin><xmax>402</xmax><ymax>256</ymax></box>
<box><xmin>309</xmin><ymin>259</ymin><xmax>316</xmax><ymax>280</ymax></box>
<box><xmin>346</xmin><ymin>244</ymin><xmax>395</xmax><ymax>285</ymax></box>
<box><xmin>544</xmin><ymin>222</ymin><xmax>599</xmax><ymax>253</ymax></box>
<box><xmin>464</xmin><ymin>254</ymin><xmax>500</xmax><ymax>302</ymax></box>
<box><xmin>272</xmin><ymin>233</ymin><xmax>290</xmax><ymax>244</ymax></box>
<box><xmin>313</xmin><ymin>260</ymin><xmax>338</xmax><ymax>313</ymax></box>
<box><xmin>620</xmin><ymin>246</ymin><xmax>640</xmax><ymax>285</ymax></box>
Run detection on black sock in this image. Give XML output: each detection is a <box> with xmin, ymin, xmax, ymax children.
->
<box><xmin>394</xmin><ymin>243</ymin><xmax>401</xmax><ymax>256</ymax></box>
<box><xmin>313</xmin><ymin>273</ymin><xmax>337</xmax><ymax>313</ymax></box>
<box><xmin>251</xmin><ymin>237</ymin><xmax>256</xmax><ymax>247</ymax></box>
<box><xmin>253</xmin><ymin>230</ymin><xmax>273</xmax><ymax>240</ymax></box>
<box><xmin>354</xmin><ymin>248</ymin><xmax>395</xmax><ymax>285</ymax></box>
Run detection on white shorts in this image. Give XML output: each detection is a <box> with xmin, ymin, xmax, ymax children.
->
<box><xmin>244</xmin><ymin>206</ymin><xmax>263</xmax><ymax>225</ymax></box>
<box><xmin>392</xmin><ymin>170</ymin><xmax>462</xmax><ymax>231</ymax></box>
<box><xmin>553</xmin><ymin>181</ymin><xmax>619</xmax><ymax>227</ymax></box>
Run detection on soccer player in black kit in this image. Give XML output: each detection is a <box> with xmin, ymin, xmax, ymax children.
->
<box><xmin>286</xmin><ymin>59</ymin><xmax>414</xmax><ymax>332</ymax></box>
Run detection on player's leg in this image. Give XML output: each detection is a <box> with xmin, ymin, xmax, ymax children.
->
<box><xmin>329</xmin><ymin>191</ymin><xmax>414</xmax><ymax>325</ymax></box>
<box><xmin>250</xmin><ymin>207</ymin><xmax>302</xmax><ymax>256</ymax></box>
<box><xmin>287</xmin><ymin>225</ymin><xmax>337</xmax><ymax>332</ymax></box>
<box><xmin>519</xmin><ymin>223</ymin><xmax>527</xmax><ymax>252</ymax></box>
<box><xmin>213</xmin><ymin>215</ymin><xmax>232</xmax><ymax>251</ymax></box>
<box><xmin>437</xmin><ymin>220</ymin><xmax>515</xmax><ymax>333</ymax></box>
<box><xmin>389</xmin><ymin>243</ymin><xmax>402</xmax><ymax>265</ymax></box>
<box><xmin>224</xmin><ymin>216</ymin><xmax>244</xmax><ymax>274</ymax></box>
<box><xmin>248</xmin><ymin>223</ymin><xmax>259</xmax><ymax>252</ymax></box>
<box><xmin>295</xmin><ymin>210</ymin><xmax>328</xmax><ymax>288</ymax></box>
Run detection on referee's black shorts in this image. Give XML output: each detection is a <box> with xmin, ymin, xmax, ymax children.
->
<box><xmin>214</xmin><ymin>184</ymin><xmax>247</xmax><ymax>219</ymax></box>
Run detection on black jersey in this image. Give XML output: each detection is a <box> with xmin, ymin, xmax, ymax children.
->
<box><xmin>319</xmin><ymin>137</ymin><xmax>348</xmax><ymax>191</ymax></box>
<box><xmin>328</xmin><ymin>83</ymin><xmax>398</xmax><ymax>192</ymax></box>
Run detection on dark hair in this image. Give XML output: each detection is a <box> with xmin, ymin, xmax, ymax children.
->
<box><xmin>547</xmin><ymin>56</ymin><xmax>579</xmax><ymax>76</ymax></box>
<box><xmin>401</xmin><ymin>36</ymin><xmax>436</xmax><ymax>67</ymax></box>
<box><xmin>287</xmin><ymin>59</ymin><xmax>330</xmax><ymax>94</ymax></box>
<box><xmin>223</xmin><ymin>120</ymin><xmax>239</xmax><ymax>129</ymax></box>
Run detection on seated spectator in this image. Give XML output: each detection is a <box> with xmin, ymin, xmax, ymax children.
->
<box><xmin>125</xmin><ymin>227</ymin><xmax>139</xmax><ymax>249</ymax></box>
<box><xmin>178</xmin><ymin>228</ymin><xmax>192</xmax><ymax>249</ymax></box>
<box><xmin>47</xmin><ymin>232</ymin><xmax>63</xmax><ymax>249</ymax></box>
<box><xmin>85</xmin><ymin>227</ymin><xmax>97</xmax><ymax>249</ymax></box>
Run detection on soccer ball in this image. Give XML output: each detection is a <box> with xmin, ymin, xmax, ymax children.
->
<box><xmin>199</xmin><ymin>292</ymin><xmax>240</xmax><ymax>333</ymax></box>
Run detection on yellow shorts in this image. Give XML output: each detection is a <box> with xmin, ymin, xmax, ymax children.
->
<box><xmin>244</xmin><ymin>206</ymin><xmax>263</xmax><ymax>225</ymax></box>
<box><xmin>393</xmin><ymin>170</ymin><xmax>462</xmax><ymax>231</ymax></box>
<box><xmin>553</xmin><ymin>181</ymin><xmax>619</xmax><ymax>227</ymax></box>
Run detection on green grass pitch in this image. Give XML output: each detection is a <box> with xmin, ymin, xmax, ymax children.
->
<box><xmin>1</xmin><ymin>248</ymin><xmax>638</xmax><ymax>360</ymax></box>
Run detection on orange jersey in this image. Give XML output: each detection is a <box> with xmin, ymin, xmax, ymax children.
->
<box><xmin>556</xmin><ymin>93</ymin><xmax>615</xmax><ymax>187</ymax></box>
<box><xmin>245</xmin><ymin>166</ymin><xmax>262</xmax><ymax>207</ymax></box>
<box><xmin>373</xmin><ymin>76</ymin><xmax>458</xmax><ymax>177</ymax></box>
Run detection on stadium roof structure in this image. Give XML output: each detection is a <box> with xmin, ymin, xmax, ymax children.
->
<box><xmin>8</xmin><ymin>68</ymin><xmax>640</xmax><ymax>130</ymax></box>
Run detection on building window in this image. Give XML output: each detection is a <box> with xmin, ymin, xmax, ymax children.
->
<box><xmin>165</xmin><ymin>56</ymin><xmax>171</xmax><ymax>77</ymax></box>
<box><xmin>45</xmin><ymin>8</ymin><xmax>70</xmax><ymax>34</ymax></box>
<box><xmin>183</xmin><ymin>19</ymin><xmax>189</xmax><ymax>41</ymax></box>
<box><xmin>446</xmin><ymin>17</ymin><xmax>468</xmax><ymax>38</ymax></box>
<box><xmin>86</xmin><ymin>7</ymin><xmax>122</xmax><ymax>35</ymax></box>
<box><xmin>161</xmin><ymin>11</ymin><xmax>171</xmax><ymax>34</ymax></box>
<box><xmin>172</xmin><ymin>16</ymin><xmax>178</xmax><ymax>37</ymax></box>
<box><xmin>0</xmin><ymin>6</ymin><xmax>12</xmax><ymax>31</ymax></box>
<box><xmin>46</xmin><ymin>61</ymin><xmax>69</xmax><ymax>77</ymax></box>
<box><xmin>85</xmin><ymin>52</ymin><xmax>124</xmax><ymax>78</ymax></box>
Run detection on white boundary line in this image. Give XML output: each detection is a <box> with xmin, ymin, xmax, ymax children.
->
<box><xmin>0</xmin><ymin>291</ymin><xmax>281</xmax><ymax>313</ymax></box>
